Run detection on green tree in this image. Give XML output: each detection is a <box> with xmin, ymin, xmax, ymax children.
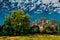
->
<box><xmin>44</xmin><ymin>26</ymin><xmax>54</xmax><ymax>34</ymax></box>
<box><xmin>49</xmin><ymin>19</ymin><xmax>57</xmax><ymax>25</ymax></box>
<box><xmin>30</xmin><ymin>26</ymin><xmax>40</xmax><ymax>34</ymax></box>
<box><xmin>49</xmin><ymin>19</ymin><xmax>58</xmax><ymax>33</ymax></box>
<box><xmin>57</xmin><ymin>25</ymin><xmax>60</xmax><ymax>34</ymax></box>
<box><xmin>2</xmin><ymin>9</ymin><xmax>30</xmax><ymax>36</ymax></box>
<box><xmin>40</xmin><ymin>17</ymin><xmax>46</xmax><ymax>22</ymax></box>
<box><xmin>0</xmin><ymin>26</ymin><xmax>3</xmax><ymax>36</ymax></box>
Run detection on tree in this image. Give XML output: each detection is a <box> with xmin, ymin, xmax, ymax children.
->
<box><xmin>2</xmin><ymin>9</ymin><xmax>30</xmax><ymax>36</ymax></box>
<box><xmin>40</xmin><ymin>17</ymin><xmax>46</xmax><ymax>22</ymax></box>
<box><xmin>57</xmin><ymin>25</ymin><xmax>60</xmax><ymax>34</ymax></box>
<box><xmin>21</xmin><ymin>14</ymin><xmax>30</xmax><ymax>35</ymax></box>
<box><xmin>49</xmin><ymin>19</ymin><xmax>57</xmax><ymax>25</ymax></box>
<box><xmin>44</xmin><ymin>26</ymin><xmax>54</xmax><ymax>34</ymax></box>
<box><xmin>49</xmin><ymin>19</ymin><xmax>58</xmax><ymax>33</ymax></box>
<box><xmin>0</xmin><ymin>26</ymin><xmax>3</xmax><ymax>36</ymax></box>
<box><xmin>30</xmin><ymin>26</ymin><xmax>40</xmax><ymax>34</ymax></box>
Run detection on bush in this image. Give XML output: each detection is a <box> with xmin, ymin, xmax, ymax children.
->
<box><xmin>44</xmin><ymin>26</ymin><xmax>55</xmax><ymax>34</ymax></box>
<box><xmin>57</xmin><ymin>25</ymin><xmax>60</xmax><ymax>34</ymax></box>
<box><xmin>16</xmin><ymin>26</ymin><xmax>30</xmax><ymax>36</ymax></box>
<box><xmin>30</xmin><ymin>26</ymin><xmax>40</xmax><ymax>34</ymax></box>
<box><xmin>0</xmin><ymin>26</ymin><xmax>3</xmax><ymax>36</ymax></box>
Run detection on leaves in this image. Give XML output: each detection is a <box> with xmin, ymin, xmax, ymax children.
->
<box><xmin>1</xmin><ymin>9</ymin><xmax>30</xmax><ymax>36</ymax></box>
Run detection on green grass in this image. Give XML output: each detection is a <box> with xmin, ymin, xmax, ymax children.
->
<box><xmin>0</xmin><ymin>34</ymin><xmax>60</xmax><ymax>40</ymax></box>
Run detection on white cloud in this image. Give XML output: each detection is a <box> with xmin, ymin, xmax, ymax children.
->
<box><xmin>11</xmin><ymin>3</ymin><xmax>15</xmax><ymax>8</ymax></box>
<box><xmin>36</xmin><ymin>1</ymin><xmax>41</xmax><ymax>5</ymax></box>
<box><xmin>42</xmin><ymin>0</ymin><xmax>51</xmax><ymax>4</ymax></box>
<box><xmin>26</xmin><ymin>0</ymin><xmax>29</xmax><ymax>3</ymax></box>
<box><xmin>0</xmin><ymin>0</ymin><xmax>3</xmax><ymax>2</ymax></box>
<box><xmin>8</xmin><ymin>0</ymin><xmax>60</xmax><ymax>13</ymax></box>
<box><xmin>51</xmin><ymin>0</ymin><xmax>59</xmax><ymax>3</ymax></box>
<box><xmin>42</xmin><ymin>0</ymin><xmax>59</xmax><ymax>4</ymax></box>
<box><xmin>29</xmin><ymin>3</ymin><xmax>36</xmax><ymax>11</ymax></box>
<box><xmin>29</xmin><ymin>6</ymin><xmax>35</xmax><ymax>11</ymax></box>
<box><xmin>53</xmin><ymin>2</ymin><xmax>60</xmax><ymax>7</ymax></box>
<box><xmin>9</xmin><ymin>0</ymin><xmax>15</xmax><ymax>2</ymax></box>
<box><xmin>31</xmin><ymin>0</ymin><xmax>35</xmax><ymax>3</ymax></box>
<box><xmin>9</xmin><ymin>0</ymin><xmax>23</xmax><ymax>3</ymax></box>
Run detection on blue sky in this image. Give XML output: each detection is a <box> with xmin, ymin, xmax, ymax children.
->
<box><xmin>0</xmin><ymin>0</ymin><xmax>60</xmax><ymax>25</ymax></box>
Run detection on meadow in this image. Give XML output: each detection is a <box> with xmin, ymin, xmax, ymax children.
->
<box><xmin>0</xmin><ymin>34</ymin><xmax>60</xmax><ymax>40</ymax></box>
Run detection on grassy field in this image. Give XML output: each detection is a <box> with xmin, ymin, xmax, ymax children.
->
<box><xmin>0</xmin><ymin>34</ymin><xmax>60</xmax><ymax>40</ymax></box>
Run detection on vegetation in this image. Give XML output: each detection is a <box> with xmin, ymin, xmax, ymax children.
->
<box><xmin>0</xmin><ymin>9</ymin><xmax>30</xmax><ymax>36</ymax></box>
<box><xmin>45</xmin><ymin>26</ymin><xmax>54</xmax><ymax>34</ymax></box>
<box><xmin>0</xmin><ymin>35</ymin><xmax>60</xmax><ymax>40</ymax></box>
<box><xmin>30</xmin><ymin>26</ymin><xmax>40</xmax><ymax>34</ymax></box>
<box><xmin>57</xmin><ymin>25</ymin><xmax>60</xmax><ymax>33</ymax></box>
<box><xmin>0</xmin><ymin>9</ymin><xmax>60</xmax><ymax>36</ymax></box>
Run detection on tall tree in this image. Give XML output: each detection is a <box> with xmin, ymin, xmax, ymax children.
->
<box><xmin>3</xmin><ymin>9</ymin><xmax>30</xmax><ymax>36</ymax></box>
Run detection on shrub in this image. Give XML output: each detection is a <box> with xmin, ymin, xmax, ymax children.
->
<box><xmin>30</xmin><ymin>26</ymin><xmax>40</xmax><ymax>34</ymax></box>
<box><xmin>57</xmin><ymin>25</ymin><xmax>60</xmax><ymax>34</ymax></box>
<box><xmin>44</xmin><ymin>26</ymin><xmax>55</xmax><ymax>34</ymax></box>
<box><xmin>0</xmin><ymin>26</ymin><xmax>3</xmax><ymax>36</ymax></box>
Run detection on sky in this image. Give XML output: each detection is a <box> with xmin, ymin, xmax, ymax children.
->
<box><xmin>0</xmin><ymin>0</ymin><xmax>60</xmax><ymax>25</ymax></box>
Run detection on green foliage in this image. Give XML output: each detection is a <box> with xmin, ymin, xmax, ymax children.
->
<box><xmin>30</xmin><ymin>26</ymin><xmax>40</xmax><ymax>34</ymax></box>
<box><xmin>0</xmin><ymin>9</ymin><xmax>30</xmax><ymax>36</ymax></box>
<box><xmin>45</xmin><ymin>27</ymin><xmax>54</xmax><ymax>34</ymax></box>
<box><xmin>0</xmin><ymin>26</ymin><xmax>3</xmax><ymax>36</ymax></box>
<box><xmin>0</xmin><ymin>12</ymin><xmax>59</xmax><ymax>36</ymax></box>
<box><xmin>40</xmin><ymin>17</ymin><xmax>46</xmax><ymax>22</ymax></box>
<box><xmin>49</xmin><ymin>19</ymin><xmax>57</xmax><ymax>24</ymax></box>
<box><xmin>57</xmin><ymin>25</ymin><xmax>60</xmax><ymax>33</ymax></box>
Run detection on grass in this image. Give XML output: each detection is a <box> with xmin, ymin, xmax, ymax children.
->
<box><xmin>0</xmin><ymin>34</ymin><xmax>60</xmax><ymax>40</ymax></box>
